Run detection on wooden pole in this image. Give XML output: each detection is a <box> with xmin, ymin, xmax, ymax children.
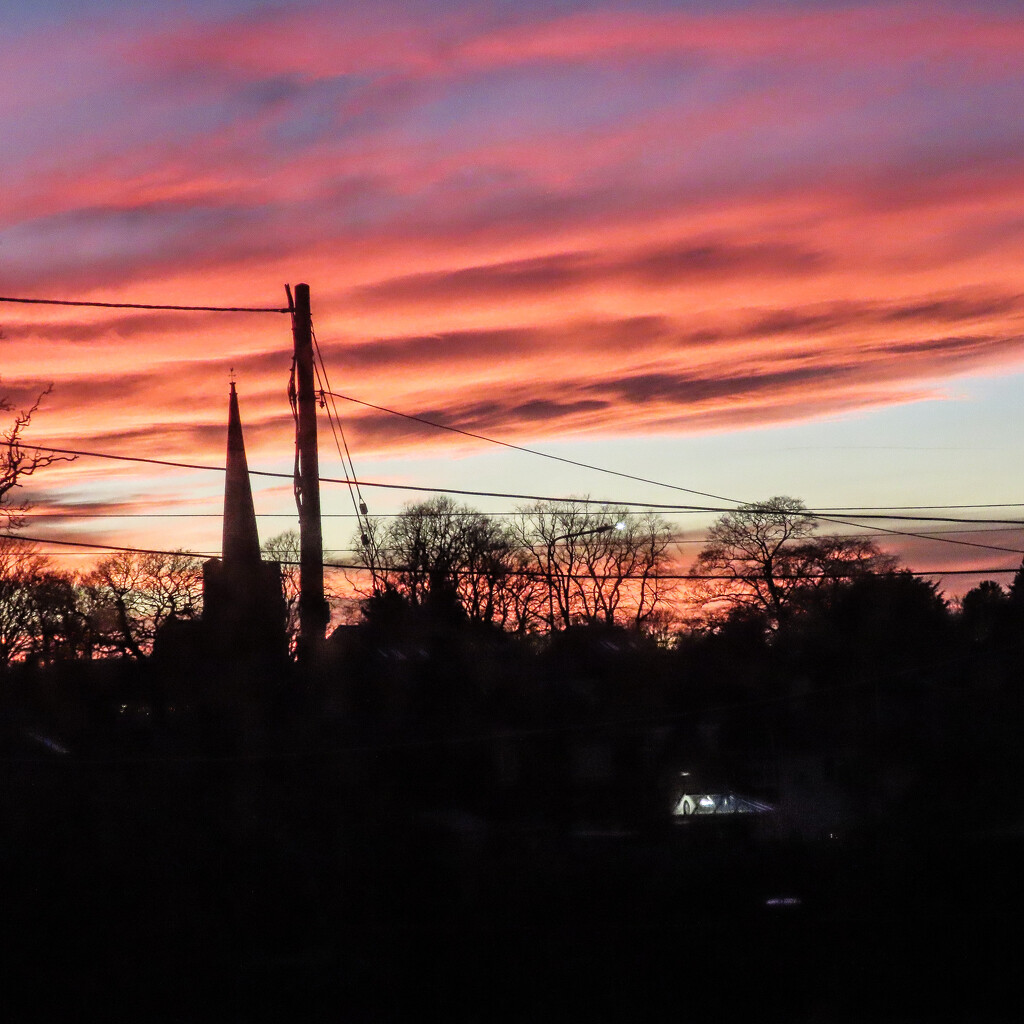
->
<box><xmin>291</xmin><ymin>283</ymin><xmax>329</xmax><ymax>661</ymax></box>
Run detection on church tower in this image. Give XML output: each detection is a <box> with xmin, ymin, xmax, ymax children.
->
<box><xmin>202</xmin><ymin>383</ymin><xmax>288</xmax><ymax>667</ymax></box>
<box><xmin>221</xmin><ymin>381</ymin><xmax>262</xmax><ymax>565</ymax></box>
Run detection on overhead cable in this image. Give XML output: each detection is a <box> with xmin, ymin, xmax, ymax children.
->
<box><xmin>20</xmin><ymin>443</ymin><xmax>1024</xmax><ymax>526</ymax></box>
<box><xmin>809</xmin><ymin>516</ymin><xmax>1024</xmax><ymax>556</ymax></box>
<box><xmin>13</xmin><ymin>511</ymin><xmax>1024</xmax><ymax>539</ymax></box>
<box><xmin>815</xmin><ymin>502</ymin><xmax>1024</xmax><ymax>512</ymax></box>
<box><xmin>314</xmin><ymin>388</ymin><xmax>1024</xmax><ymax>552</ymax></box>
<box><xmin>7</xmin><ymin>533</ymin><xmax>1018</xmax><ymax>579</ymax></box>
<box><xmin>322</xmin><ymin>389</ymin><xmax>1024</xmax><ymax>518</ymax></box>
<box><xmin>310</xmin><ymin>319</ymin><xmax>372</xmax><ymax>543</ymax></box>
<box><xmin>9</xmin><ymin>534</ymin><xmax>218</xmax><ymax>558</ymax></box>
<box><xmin>322</xmin><ymin>388</ymin><xmax>739</xmax><ymax>504</ymax></box>
<box><xmin>18</xmin><ymin>443</ymin><xmax>734</xmax><ymax>511</ymax></box>
<box><xmin>0</xmin><ymin>295</ymin><xmax>289</xmax><ymax>313</ymax></box>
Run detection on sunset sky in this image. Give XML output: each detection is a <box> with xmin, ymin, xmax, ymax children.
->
<box><xmin>4</xmin><ymin>0</ymin><xmax>1024</xmax><ymax>593</ymax></box>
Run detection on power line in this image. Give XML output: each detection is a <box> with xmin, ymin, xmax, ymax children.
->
<box><xmin>318</xmin><ymin>389</ymin><xmax>1024</xmax><ymax>520</ymax></box>
<box><xmin>19</xmin><ymin>443</ymin><xmax>733</xmax><ymax>512</ymax></box>
<box><xmin>14</xmin><ymin>512</ymin><xmax>1024</xmax><ymax>541</ymax></box>
<box><xmin>24</xmin><ymin>444</ymin><xmax>239</xmax><ymax>475</ymax></box>
<box><xmin>3</xmin><ymin>289</ymin><xmax>776</xmax><ymax>521</ymax></box>
<box><xmin>0</xmin><ymin>295</ymin><xmax>289</xmax><ymax>313</ymax></box>
<box><xmin>8</xmin><ymin>298</ymin><xmax>1023</xmax><ymax>521</ymax></box>
<box><xmin>13</xmin><ymin>292</ymin><xmax>1022</xmax><ymax>556</ymax></box>
<box><xmin>311</xmin><ymin>318</ymin><xmax>371</xmax><ymax>537</ymax></box>
<box><xmin>22</xmin><ymin>524</ymin><xmax>1024</xmax><ymax>565</ymax></box>
<box><xmin>302</xmin><ymin>385</ymin><xmax>1024</xmax><ymax>554</ymax></box>
<box><xmin>320</xmin><ymin>369</ymin><xmax>1005</xmax><ymax>571</ymax></box>
<box><xmin>673</xmin><ymin>524</ymin><xmax>1024</xmax><ymax>545</ymax></box>
<box><xmin>20</xmin><ymin>513</ymin><xmax>265</xmax><ymax>518</ymax></box>
<box><xmin>814</xmin><ymin>518</ymin><xmax>1024</xmax><ymax>556</ymax></box>
<box><xmin>20</xmin><ymin>443</ymin><xmax>1024</xmax><ymax>528</ymax></box>
<box><xmin>15</xmin><ymin>546</ymin><xmax>363</xmax><ymax>557</ymax></box>
<box><xmin>18</xmin><ymin>515</ymin><xmax>1024</xmax><ymax>560</ymax></box>
<box><xmin>323</xmin><ymin>388</ymin><xmax>739</xmax><ymax>505</ymax></box>
<box><xmin>815</xmin><ymin>502</ymin><xmax>1024</xmax><ymax>511</ymax></box>
<box><xmin>7</xmin><ymin>532</ymin><xmax>1018</xmax><ymax>580</ymax></box>
<box><xmin>806</xmin><ymin>511</ymin><xmax>1024</xmax><ymax>526</ymax></box>
<box><xmin>9</xmin><ymin>534</ymin><xmax>218</xmax><ymax>559</ymax></box>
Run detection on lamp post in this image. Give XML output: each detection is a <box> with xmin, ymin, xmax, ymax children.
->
<box><xmin>545</xmin><ymin>523</ymin><xmax>615</xmax><ymax>633</ymax></box>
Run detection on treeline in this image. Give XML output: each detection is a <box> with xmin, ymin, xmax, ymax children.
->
<box><xmin>3</xmin><ymin>493</ymin><xmax>1023</xmax><ymax>669</ymax></box>
<box><xmin>0</xmin><ymin>538</ymin><xmax>205</xmax><ymax>665</ymax></box>
<box><xmin>356</xmin><ymin>495</ymin><xmax>677</xmax><ymax>634</ymax></box>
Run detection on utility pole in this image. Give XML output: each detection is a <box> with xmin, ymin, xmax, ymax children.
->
<box><xmin>289</xmin><ymin>282</ymin><xmax>329</xmax><ymax>662</ymax></box>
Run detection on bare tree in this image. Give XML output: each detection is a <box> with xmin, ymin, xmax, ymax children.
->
<box><xmin>354</xmin><ymin>497</ymin><xmax>538</xmax><ymax>629</ymax></box>
<box><xmin>83</xmin><ymin>550</ymin><xmax>204</xmax><ymax>658</ymax></box>
<box><xmin>0</xmin><ymin>536</ymin><xmax>88</xmax><ymax>666</ymax></box>
<box><xmin>690</xmin><ymin>496</ymin><xmax>897</xmax><ymax>627</ymax></box>
<box><xmin>486</xmin><ymin>548</ymin><xmax>549</xmax><ymax>634</ymax></box>
<box><xmin>577</xmin><ymin>511</ymin><xmax>679</xmax><ymax>630</ymax></box>
<box><xmin>353</xmin><ymin>497</ymin><xmax>678</xmax><ymax>635</ymax></box>
<box><xmin>262</xmin><ymin>530</ymin><xmax>302</xmax><ymax>655</ymax></box>
<box><xmin>455</xmin><ymin>510</ymin><xmax>522</xmax><ymax>628</ymax></box>
<box><xmin>512</xmin><ymin>500</ymin><xmax>678</xmax><ymax>633</ymax></box>
<box><xmin>26</xmin><ymin>570</ymin><xmax>89</xmax><ymax>664</ymax></box>
<box><xmin>513</xmin><ymin>499</ymin><xmax>599</xmax><ymax>631</ymax></box>
<box><xmin>380</xmin><ymin>496</ymin><xmax>472</xmax><ymax>608</ymax></box>
<box><xmin>2</xmin><ymin>385</ymin><xmax>74</xmax><ymax>530</ymax></box>
<box><xmin>0</xmin><ymin>537</ymin><xmax>50</xmax><ymax>666</ymax></box>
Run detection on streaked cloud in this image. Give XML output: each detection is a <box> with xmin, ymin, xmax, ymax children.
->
<box><xmin>4</xmin><ymin>0</ymin><xmax>1024</xmax><ymax>578</ymax></box>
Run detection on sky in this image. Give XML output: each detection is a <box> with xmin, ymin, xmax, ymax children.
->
<box><xmin>4</xmin><ymin>0</ymin><xmax>1024</xmax><ymax>596</ymax></box>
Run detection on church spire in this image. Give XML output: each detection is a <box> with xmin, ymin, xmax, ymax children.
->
<box><xmin>222</xmin><ymin>381</ymin><xmax>262</xmax><ymax>565</ymax></box>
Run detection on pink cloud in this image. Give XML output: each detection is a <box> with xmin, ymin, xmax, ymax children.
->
<box><xmin>133</xmin><ymin>4</ymin><xmax>1024</xmax><ymax>83</ymax></box>
<box><xmin>5</xmin><ymin>2</ymin><xmax>1024</xmax><ymax>579</ymax></box>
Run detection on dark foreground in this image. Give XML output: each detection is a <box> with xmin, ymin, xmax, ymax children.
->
<box><xmin>3</xmin><ymin>774</ymin><xmax>1019</xmax><ymax>1023</ymax></box>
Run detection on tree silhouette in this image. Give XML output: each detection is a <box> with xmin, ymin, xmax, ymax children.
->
<box><xmin>959</xmin><ymin>579</ymin><xmax>1010</xmax><ymax>645</ymax></box>
<box><xmin>0</xmin><ymin>536</ymin><xmax>88</xmax><ymax>666</ymax></box>
<box><xmin>261</xmin><ymin>529</ymin><xmax>302</xmax><ymax>655</ymax></box>
<box><xmin>1</xmin><ymin>384</ymin><xmax>74</xmax><ymax>531</ymax></box>
<box><xmin>355</xmin><ymin>496</ymin><xmax>531</xmax><ymax>629</ymax></box>
<box><xmin>0</xmin><ymin>537</ymin><xmax>52</xmax><ymax>665</ymax></box>
<box><xmin>353</xmin><ymin>498</ymin><xmax>678</xmax><ymax>635</ymax></box>
<box><xmin>511</xmin><ymin>500</ymin><xmax>677</xmax><ymax>632</ymax></box>
<box><xmin>24</xmin><ymin>568</ymin><xmax>89</xmax><ymax>664</ymax></box>
<box><xmin>83</xmin><ymin>549</ymin><xmax>204</xmax><ymax>658</ymax></box>
<box><xmin>691</xmin><ymin>496</ymin><xmax>896</xmax><ymax>628</ymax></box>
